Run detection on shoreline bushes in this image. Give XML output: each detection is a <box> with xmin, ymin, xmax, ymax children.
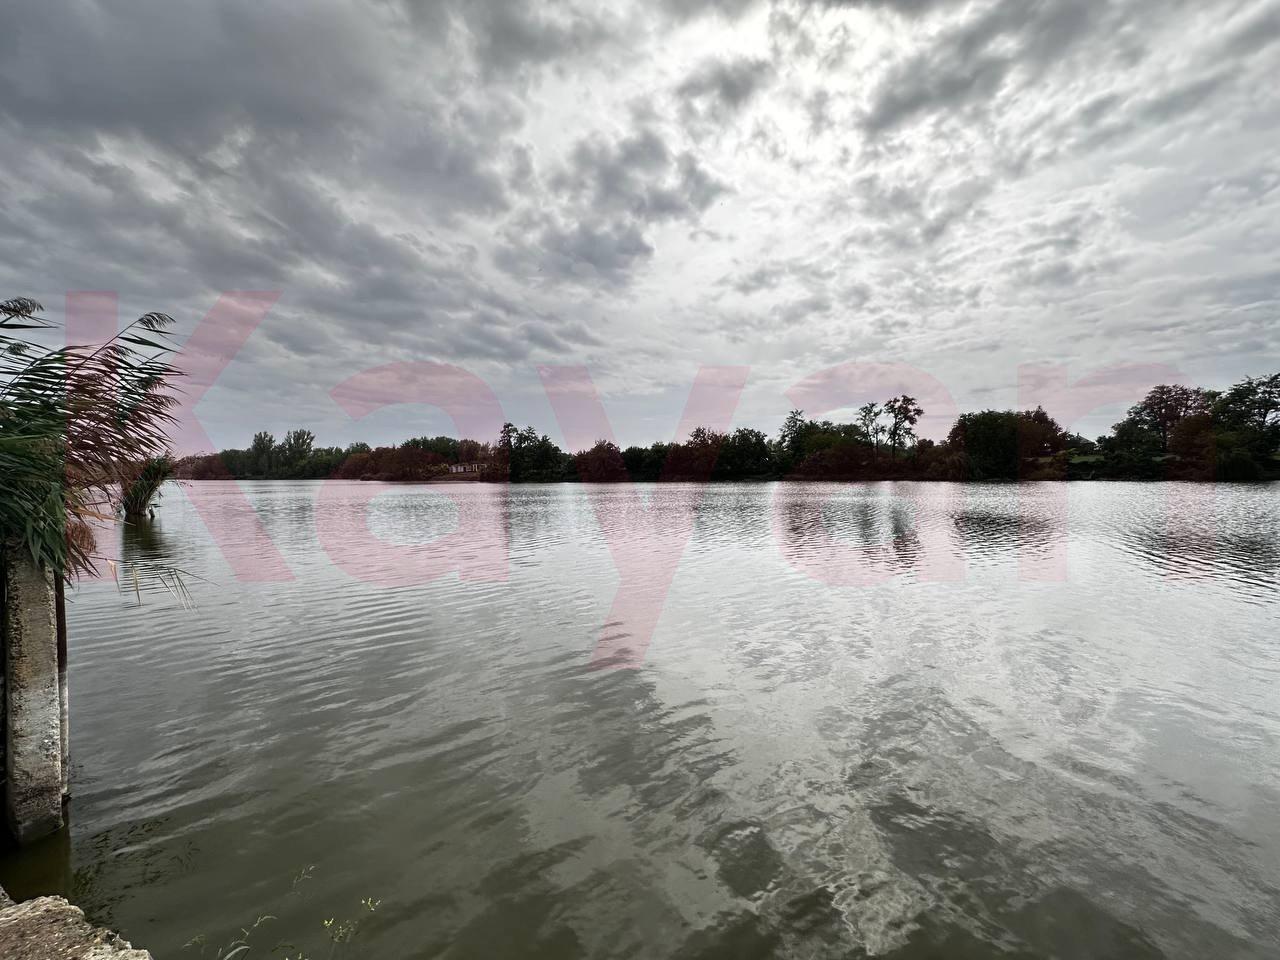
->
<box><xmin>174</xmin><ymin>375</ymin><xmax>1280</xmax><ymax>485</ymax></box>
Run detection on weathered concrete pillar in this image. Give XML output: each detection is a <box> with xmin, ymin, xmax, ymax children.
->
<box><xmin>54</xmin><ymin>579</ymin><xmax>69</xmax><ymax>799</ymax></box>
<box><xmin>3</xmin><ymin>554</ymin><xmax>64</xmax><ymax>843</ymax></box>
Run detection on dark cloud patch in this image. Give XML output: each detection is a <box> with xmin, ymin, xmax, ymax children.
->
<box><xmin>0</xmin><ymin>1</ymin><xmax>389</xmax><ymax>151</ymax></box>
<box><xmin>775</xmin><ymin>292</ymin><xmax>833</xmax><ymax>326</ymax></box>
<box><xmin>1220</xmin><ymin>1</ymin><xmax>1280</xmax><ymax>59</ymax></box>
<box><xmin>677</xmin><ymin>56</ymin><xmax>775</xmax><ymax>128</ymax></box>
<box><xmin>495</xmin><ymin>216</ymin><xmax>655</xmax><ymax>287</ymax></box>
<box><xmin>441</xmin><ymin>311</ymin><xmax>535</xmax><ymax>364</ymax></box>
<box><xmin>555</xmin><ymin>129</ymin><xmax>675</xmax><ymax>217</ymax></box>
<box><xmin>657</xmin><ymin>0</ymin><xmax>762</xmax><ymax>23</ymax></box>
<box><xmin>727</xmin><ymin>265</ymin><xmax>790</xmax><ymax>295</ymax></box>
<box><xmin>504</xmin><ymin>125</ymin><xmax>730</xmax><ymax>287</ymax></box>
<box><xmin>860</xmin><ymin>0</ymin><xmax>1111</xmax><ymax>134</ymax></box>
<box><xmin>677</xmin><ymin>153</ymin><xmax>732</xmax><ymax>211</ymax></box>
<box><xmin>822</xmin><ymin>0</ymin><xmax>964</xmax><ymax>14</ymax></box>
<box><xmin>720</xmin><ymin>257</ymin><xmax>836</xmax><ymax>297</ymax></box>
<box><xmin>666</xmin><ymin>0</ymin><xmax>963</xmax><ymax>23</ymax></box>
<box><xmin>508</xmin><ymin>143</ymin><xmax>537</xmax><ymax>190</ymax></box>
<box><xmin>847</xmin><ymin>172</ymin><xmax>993</xmax><ymax>251</ymax></box>
<box><xmin>514</xmin><ymin>316</ymin><xmax>607</xmax><ymax>355</ymax></box>
<box><xmin>0</xmin><ymin>1</ymin><xmax>524</xmax><ymax>227</ymax></box>
<box><xmin>1137</xmin><ymin>72</ymin><xmax>1232</xmax><ymax>126</ymax></box>
<box><xmin>1055</xmin><ymin>68</ymin><xmax>1238</xmax><ymax>160</ymax></box>
<box><xmin>1003</xmin><ymin>251</ymin><xmax>1121</xmax><ymax>292</ymax></box>
<box><xmin>462</xmin><ymin>3</ymin><xmax>613</xmax><ymax>75</ymax></box>
<box><xmin>864</xmin><ymin>55</ymin><xmax>1009</xmax><ymax>135</ymax></box>
<box><xmin>2</xmin><ymin>134</ymin><xmax>287</xmax><ymax>294</ymax></box>
<box><xmin>363</xmin><ymin>106</ymin><xmax>514</xmax><ymax>219</ymax></box>
<box><xmin>555</xmin><ymin>127</ymin><xmax>731</xmax><ymax>220</ymax></box>
<box><xmin>805</xmin><ymin>90</ymin><xmax>834</xmax><ymax>137</ymax></box>
<box><xmin>518</xmin><ymin>321</ymin><xmax>570</xmax><ymax>354</ymax></box>
<box><xmin>399</xmin><ymin>0</ymin><xmax>618</xmax><ymax>78</ymax></box>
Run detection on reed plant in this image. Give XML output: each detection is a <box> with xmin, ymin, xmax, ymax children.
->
<box><xmin>1</xmin><ymin>296</ymin><xmax>180</xmax><ymax>578</ymax></box>
<box><xmin>119</xmin><ymin>454</ymin><xmax>176</xmax><ymax>519</ymax></box>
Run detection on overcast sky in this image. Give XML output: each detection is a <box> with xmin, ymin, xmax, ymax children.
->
<box><xmin>2</xmin><ymin>0</ymin><xmax>1278</xmax><ymax>449</ymax></box>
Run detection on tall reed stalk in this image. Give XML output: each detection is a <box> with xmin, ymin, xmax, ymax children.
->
<box><xmin>1</xmin><ymin>296</ymin><xmax>181</xmax><ymax>578</ymax></box>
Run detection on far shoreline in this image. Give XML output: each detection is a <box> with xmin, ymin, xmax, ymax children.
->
<box><xmin>175</xmin><ymin>476</ymin><xmax>1280</xmax><ymax>485</ymax></box>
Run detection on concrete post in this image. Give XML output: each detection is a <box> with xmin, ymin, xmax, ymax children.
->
<box><xmin>3</xmin><ymin>553</ymin><xmax>64</xmax><ymax>843</ymax></box>
<box><xmin>55</xmin><ymin>579</ymin><xmax>69</xmax><ymax>799</ymax></box>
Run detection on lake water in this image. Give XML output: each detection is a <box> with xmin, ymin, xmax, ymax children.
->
<box><xmin>2</xmin><ymin>480</ymin><xmax>1278</xmax><ymax>958</ymax></box>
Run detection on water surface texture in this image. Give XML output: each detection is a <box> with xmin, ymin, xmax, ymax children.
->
<box><xmin>2</xmin><ymin>481</ymin><xmax>1278</xmax><ymax>958</ymax></box>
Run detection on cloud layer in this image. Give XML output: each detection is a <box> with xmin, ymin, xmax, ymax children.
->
<box><xmin>2</xmin><ymin>0</ymin><xmax>1277</xmax><ymax>446</ymax></box>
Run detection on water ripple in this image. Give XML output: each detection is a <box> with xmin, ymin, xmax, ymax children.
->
<box><xmin>1</xmin><ymin>480</ymin><xmax>1276</xmax><ymax>959</ymax></box>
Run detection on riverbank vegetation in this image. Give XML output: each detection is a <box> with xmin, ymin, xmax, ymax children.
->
<box><xmin>175</xmin><ymin>374</ymin><xmax>1280</xmax><ymax>485</ymax></box>
<box><xmin>1</xmin><ymin>297</ymin><xmax>181</xmax><ymax>576</ymax></box>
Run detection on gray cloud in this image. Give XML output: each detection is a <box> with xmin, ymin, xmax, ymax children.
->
<box><xmin>496</xmin><ymin>216</ymin><xmax>655</xmax><ymax>287</ymax></box>
<box><xmin>391</xmin><ymin>0</ymin><xmax>622</xmax><ymax>79</ymax></box>
<box><xmin>1221</xmin><ymin>1</ymin><xmax>1280</xmax><ymax>59</ymax></box>
<box><xmin>0</xmin><ymin>2</ymin><xmax>388</xmax><ymax>149</ymax></box>
<box><xmin>658</xmin><ymin>0</ymin><xmax>762</xmax><ymax>22</ymax></box>
<box><xmin>498</xmin><ymin>125</ymin><xmax>730</xmax><ymax>287</ymax></box>
<box><xmin>823</xmin><ymin>0</ymin><xmax>964</xmax><ymax>14</ymax></box>
<box><xmin>677</xmin><ymin>56</ymin><xmax>776</xmax><ymax>127</ymax></box>
<box><xmin>861</xmin><ymin>0</ymin><xmax>1111</xmax><ymax>134</ymax></box>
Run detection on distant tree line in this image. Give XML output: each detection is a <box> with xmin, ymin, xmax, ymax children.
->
<box><xmin>174</xmin><ymin>374</ymin><xmax>1280</xmax><ymax>484</ymax></box>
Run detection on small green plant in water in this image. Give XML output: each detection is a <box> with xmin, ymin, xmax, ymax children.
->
<box><xmin>183</xmin><ymin>867</ymin><xmax>379</xmax><ymax>960</ymax></box>
<box><xmin>184</xmin><ymin>914</ymin><xmax>275</xmax><ymax>960</ymax></box>
<box><xmin>291</xmin><ymin>864</ymin><xmax>316</xmax><ymax>893</ymax></box>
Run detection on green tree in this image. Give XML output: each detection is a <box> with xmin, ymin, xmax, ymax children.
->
<box><xmin>715</xmin><ymin>427</ymin><xmax>773</xmax><ymax>479</ymax></box>
<box><xmin>946</xmin><ymin>408</ymin><xmax>1066</xmax><ymax>479</ymax></box>
<box><xmin>498</xmin><ymin>423</ymin><xmax>566</xmax><ymax>482</ymax></box>
<box><xmin>250</xmin><ymin>431</ymin><xmax>275</xmax><ymax>477</ymax></box>
<box><xmin>1215</xmin><ymin>374</ymin><xmax>1280</xmax><ymax>433</ymax></box>
<box><xmin>857</xmin><ymin>403</ymin><xmax>884</xmax><ymax>460</ymax></box>
<box><xmin>1118</xmin><ymin>385</ymin><xmax>1213</xmax><ymax>452</ymax></box>
<box><xmin>1018</xmin><ymin>406</ymin><xmax>1069</xmax><ymax>459</ymax></box>
<box><xmin>279</xmin><ymin>428</ymin><xmax>315</xmax><ymax>470</ymax></box>
<box><xmin>1213</xmin><ymin>374</ymin><xmax>1280</xmax><ymax>470</ymax></box>
<box><xmin>575</xmin><ymin>440</ymin><xmax>627</xmax><ymax>482</ymax></box>
<box><xmin>777</xmin><ymin>409</ymin><xmax>807</xmax><ymax>468</ymax></box>
<box><xmin>402</xmin><ymin>435</ymin><xmax>460</xmax><ymax>462</ymax></box>
<box><xmin>621</xmin><ymin>442</ymin><xmax>669</xmax><ymax>481</ymax></box>
<box><xmin>668</xmin><ymin>426</ymin><xmax>725</xmax><ymax>480</ymax></box>
<box><xmin>883</xmin><ymin>396</ymin><xmax>923</xmax><ymax>458</ymax></box>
